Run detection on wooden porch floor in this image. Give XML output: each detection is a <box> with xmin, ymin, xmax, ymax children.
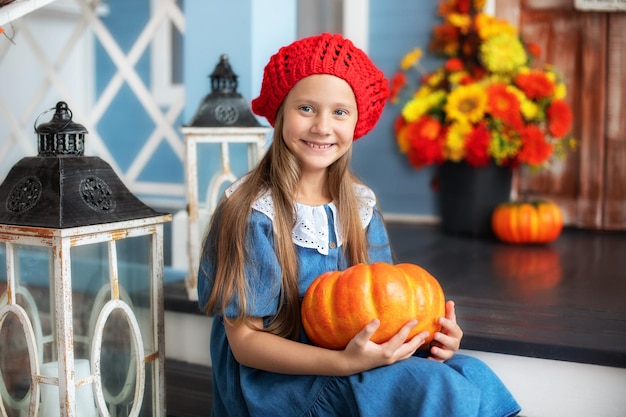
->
<box><xmin>385</xmin><ymin>222</ymin><xmax>626</xmax><ymax>368</ymax></box>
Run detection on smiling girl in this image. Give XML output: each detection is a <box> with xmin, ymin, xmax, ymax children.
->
<box><xmin>197</xmin><ymin>33</ymin><xmax>520</xmax><ymax>417</ymax></box>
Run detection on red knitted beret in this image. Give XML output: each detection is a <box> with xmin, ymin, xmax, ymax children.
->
<box><xmin>251</xmin><ymin>33</ymin><xmax>389</xmax><ymax>140</ymax></box>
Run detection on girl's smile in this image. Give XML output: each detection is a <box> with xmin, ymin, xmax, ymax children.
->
<box><xmin>303</xmin><ymin>141</ymin><xmax>334</xmax><ymax>150</ymax></box>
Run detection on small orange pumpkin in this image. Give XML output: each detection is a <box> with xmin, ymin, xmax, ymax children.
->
<box><xmin>491</xmin><ymin>200</ymin><xmax>563</xmax><ymax>244</ymax></box>
<box><xmin>301</xmin><ymin>262</ymin><xmax>445</xmax><ymax>350</ymax></box>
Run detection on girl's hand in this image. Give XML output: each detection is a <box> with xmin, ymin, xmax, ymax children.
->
<box><xmin>428</xmin><ymin>300</ymin><xmax>463</xmax><ymax>361</ymax></box>
<box><xmin>341</xmin><ymin>319</ymin><xmax>429</xmax><ymax>373</ymax></box>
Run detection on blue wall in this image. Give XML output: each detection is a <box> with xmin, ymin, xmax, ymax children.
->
<box><xmin>354</xmin><ymin>0</ymin><xmax>443</xmax><ymax>217</ymax></box>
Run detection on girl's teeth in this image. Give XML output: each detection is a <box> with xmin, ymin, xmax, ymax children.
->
<box><xmin>307</xmin><ymin>142</ymin><xmax>331</xmax><ymax>149</ymax></box>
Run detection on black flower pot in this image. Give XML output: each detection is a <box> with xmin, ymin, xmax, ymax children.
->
<box><xmin>438</xmin><ymin>161</ymin><xmax>513</xmax><ymax>237</ymax></box>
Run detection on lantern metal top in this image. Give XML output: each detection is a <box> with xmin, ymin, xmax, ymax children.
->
<box><xmin>35</xmin><ymin>101</ymin><xmax>88</xmax><ymax>156</ymax></box>
<box><xmin>0</xmin><ymin>101</ymin><xmax>164</xmax><ymax>229</ymax></box>
<box><xmin>185</xmin><ymin>54</ymin><xmax>262</xmax><ymax>128</ymax></box>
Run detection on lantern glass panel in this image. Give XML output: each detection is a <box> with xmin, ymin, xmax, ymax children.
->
<box><xmin>100</xmin><ymin>307</ymin><xmax>138</xmax><ymax>415</ymax></box>
<box><xmin>67</xmin><ymin>234</ymin><xmax>157</xmax><ymax>416</ymax></box>
<box><xmin>116</xmin><ymin>235</ymin><xmax>154</xmax><ymax>353</ymax></box>
<box><xmin>71</xmin><ymin>242</ymin><xmax>109</xmax><ymax>362</ymax></box>
<box><xmin>1</xmin><ymin>242</ymin><xmax>54</xmax><ymax>416</ymax></box>
<box><xmin>12</xmin><ymin>244</ymin><xmax>54</xmax><ymax>362</ymax></box>
<box><xmin>0</xmin><ymin>306</ymin><xmax>32</xmax><ymax>416</ymax></box>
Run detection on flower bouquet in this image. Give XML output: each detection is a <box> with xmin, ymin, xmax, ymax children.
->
<box><xmin>390</xmin><ymin>0</ymin><xmax>576</xmax><ymax>171</ymax></box>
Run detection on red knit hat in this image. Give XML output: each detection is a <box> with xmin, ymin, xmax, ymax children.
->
<box><xmin>251</xmin><ymin>33</ymin><xmax>389</xmax><ymax>140</ymax></box>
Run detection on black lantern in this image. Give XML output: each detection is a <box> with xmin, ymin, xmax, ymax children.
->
<box><xmin>185</xmin><ymin>54</ymin><xmax>262</xmax><ymax>127</ymax></box>
<box><xmin>0</xmin><ymin>101</ymin><xmax>171</xmax><ymax>416</ymax></box>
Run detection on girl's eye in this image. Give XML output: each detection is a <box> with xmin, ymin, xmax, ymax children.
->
<box><xmin>299</xmin><ymin>105</ymin><xmax>313</xmax><ymax>113</ymax></box>
<box><xmin>334</xmin><ymin>109</ymin><xmax>348</xmax><ymax>116</ymax></box>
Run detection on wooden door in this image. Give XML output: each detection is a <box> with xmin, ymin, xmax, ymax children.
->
<box><xmin>496</xmin><ymin>0</ymin><xmax>626</xmax><ymax>230</ymax></box>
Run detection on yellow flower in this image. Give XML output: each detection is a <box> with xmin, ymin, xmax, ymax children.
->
<box><xmin>402</xmin><ymin>97</ymin><xmax>431</xmax><ymax>122</ymax></box>
<box><xmin>427</xmin><ymin>89</ymin><xmax>447</xmax><ymax>107</ymax></box>
<box><xmin>474</xmin><ymin>0</ymin><xmax>487</xmax><ymax>10</ymax></box>
<box><xmin>488</xmin><ymin>129</ymin><xmax>521</xmax><ymax>164</ymax></box>
<box><xmin>445</xmin><ymin>122</ymin><xmax>471</xmax><ymax>161</ymax></box>
<box><xmin>480</xmin><ymin>33</ymin><xmax>527</xmax><ymax>73</ymax></box>
<box><xmin>448</xmin><ymin>70</ymin><xmax>470</xmax><ymax>86</ymax></box>
<box><xmin>475</xmin><ymin>13</ymin><xmax>517</xmax><ymax>40</ymax></box>
<box><xmin>415</xmin><ymin>86</ymin><xmax>432</xmax><ymax>98</ymax></box>
<box><xmin>448</xmin><ymin>13</ymin><xmax>472</xmax><ymax>33</ymax></box>
<box><xmin>400</xmin><ymin>48</ymin><xmax>423</xmax><ymax>71</ymax></box>
<box><xmin>444</xmin><ymin>84</ymin><xmax>487</xmax><ymax>124</ymax></box>
<box><xmin>506</xmin><ymin>85</ymin><xmax>537</xmax><ymax>119</ymax></box>
<box><xmin>545</xmin><ymin>71</ymin><xmax>556</xmax><ymax>83</ymax></box>
<box><xmin>520</xmin><ymin>99</ymin><xmax>539</xmax><ymax>120</ymax></box>
<box><xmin>554</xmin><ymin>83</ymin><xmax>567</xmax><ymax>99</ymax></box>
<box><xmin>426</xmin><ymin>68</ymin><xmax>445</xmax><ymax>88</ymax></box>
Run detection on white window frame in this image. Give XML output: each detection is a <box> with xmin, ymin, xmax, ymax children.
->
<box><xmin>343</xmin><ymin>0</ymin><xmax>369</xmax><ymax>52</ymax></box>
<box><xmin>150</xmin><ymin>0</ymin><xmax>184</xmax><ymax>106</ymax></box>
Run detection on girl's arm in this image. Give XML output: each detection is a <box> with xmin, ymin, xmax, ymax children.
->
<box><xmin>225</xmin><ymin>317</ymin><xmax>429</xmax><ymax>376</ymax></box>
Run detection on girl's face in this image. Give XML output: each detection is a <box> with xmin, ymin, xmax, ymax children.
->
<box><xmin>281</xmin><ymin>74</ymin><xmax>358</xmax><ymax>174</ymax></box>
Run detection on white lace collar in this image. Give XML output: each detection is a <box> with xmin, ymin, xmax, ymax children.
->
<box><xmin>225</xmin><ymin>178</ymin><xmax>376</xmax><ymax>255</ymax></box>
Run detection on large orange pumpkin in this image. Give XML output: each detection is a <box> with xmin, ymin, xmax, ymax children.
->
<box><xmin>491</xmin><ymin>200</ymin><xmax>563</xmax><ymax>244</ymax></box>
<box><xmin>301</xmin><ymin>262</ymin><xmax>445</xmax><ymax>350</ymax></box>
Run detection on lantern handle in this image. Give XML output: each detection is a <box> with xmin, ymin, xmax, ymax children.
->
<box><xmin>33</xmin><ymin>104</ymin><xmax>73</xmax><ymax>134</ymax></box>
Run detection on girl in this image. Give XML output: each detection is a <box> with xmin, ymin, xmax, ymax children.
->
<box><xmin>198</xmin><ymin>33</ymin><xmax>521</xmax><ymax>417</ymax></box>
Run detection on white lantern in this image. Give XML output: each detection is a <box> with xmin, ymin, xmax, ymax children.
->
<box><xmin>0</xmin><ymin>102</ymin><xmax>171</xmax><ymax>417</ymax></box>
<box><xmin>179</xmin><ymin>55</ymin><xmax>271</xmax><ymax>300</ymax></box>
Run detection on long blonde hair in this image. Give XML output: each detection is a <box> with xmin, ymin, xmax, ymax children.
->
<box><xmin>202</xmin><ymin>108</ymin><xmax>371</xmax><ymax>340</ymax></box>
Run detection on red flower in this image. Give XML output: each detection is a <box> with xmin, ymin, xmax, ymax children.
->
<box><xmin>486</xmin><ymin>83</ymin><xmax>523</xmax><ymax>129</ymax></box>
<box><xmin>526</xmin><ymin>42</ymin><xmax>542</xmax><ymax>58</ymax></box>
<box><xmin>445</xmin><ymin>58</ymin><xmax>464</xmax><ymax>72</ymax></box>
<box><xmin>404</xmin><ymin>116</ymin><xmax>445</xmax><ymax>168</ymax></box>
<box><xmin>389</xmin><ymin>72</ymin><xmax>407</xmax><ymax>104</ymax></box>
<box><xmin>518</xmin><ymin>125</ymin><xmax>553</xmax><ymax>166</ymax></box>
<box><xmin>514</xmin><ymin>70</ymin><xmax>555</xmax><ymax>100</ymax></box>
<box><xmin>464</xmin><ymin>122</ymin><xmax>492</xmax><ymax>167</ymax></box>
<box><xmin>546</xmin><ymin>99</ymin><xmax>573</xmax><ymax>138</ymax></box>
<box><xmin>454</xmin><ymin>0</ymin><xmax>472</xmax><ymax>14</ymax></box>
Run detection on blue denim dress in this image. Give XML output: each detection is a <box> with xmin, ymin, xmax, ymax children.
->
<box><xmin>197</xmin><ymin>185</ymin><xmax>521</xmax><ymax>417</ymax></box>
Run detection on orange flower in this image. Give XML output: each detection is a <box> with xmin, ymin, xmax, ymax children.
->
<box><xmin>517</xmin><ymin>125</ymin><xmax>553</xmax><ymax>166</ymax></box>
<box><xmin>546</xmin><ymin>99</ymin><xmax>573</xmax><ymax>138</ymax></box>
<box><xmin>389</xmin><ymin>72</ymin><xmax>407</xmax><ymax>104</ymax></box>
<box><xmin>405</xmin><ymin>116</ymin><xmax>445</xmax><ymax>168</ymax></box>
<box><xmin>410</xmin><ymin>116</ymin><xmax>442</xmax><ymax>141</ymax></box>
<box><xmin>514</xmin><ymin>70</ymin><xmax>555</xmax><ymax>100</ymax></box>
<box><xmin>486</xmin><ymin>83</ymin><xmax>523</xmax><ymax>129</ymax></box>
